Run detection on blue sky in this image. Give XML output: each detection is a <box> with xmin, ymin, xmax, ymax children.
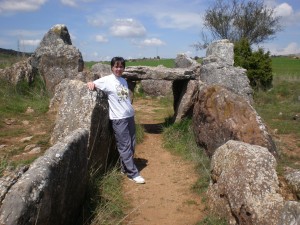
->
<box><xmin>0</xmin><ymin>0</ymin><xmax>299</xmax><ymax>61</ymax></box>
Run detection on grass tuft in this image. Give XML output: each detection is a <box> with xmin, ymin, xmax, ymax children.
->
<box><xmin>80</xmin><ymin>167</ymin><xmax>127</xmax><ymax>225</ymax></box>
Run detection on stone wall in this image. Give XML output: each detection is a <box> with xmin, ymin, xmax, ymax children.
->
<box><xmin>0</xmin><ymin>129</ymin><xmax>89</xmax><ymax>225</ymax></box>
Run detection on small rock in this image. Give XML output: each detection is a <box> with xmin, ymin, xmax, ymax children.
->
<box><xmin>4</xmin><ymin>118</ymin><xmax>16</xmax><ymax>125</ymax></box>
<box><xmin>22</xmin><ymin>120</ymin><xmax>30</xmax><ymax>125</ymax></box>
<box><xmin>25</xmin><ymin>107</ymin><xmax>34</xmax><ymax>113</ymax></box>
<box><xmin>24</xmin><ymin>144</ymin><xmax>37</xmax><ymax>151</ymax></box>
<box><xmin>27</xmin><ymin>147</ymin><xmax>41</xmax><ymax>154</ymax></box>
<box><xmin>20</xmin><ymin>136</ymin><xmax>33</xmax><ymax>142</ymax></box>
<box><xmin>0</xmin><ymin>145</ymin><xmax>7</xmax><ymax>149</ymax></box>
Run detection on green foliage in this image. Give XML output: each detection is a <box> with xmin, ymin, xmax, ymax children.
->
<box><xmin>248</xmin><ymin>49</ymin><xmax>273</xmax><ymax>89</ymax></box>
<box><xmin>234</xmin><ymin>38</ymin><xmax>273</xmax><ymax>90</ymax></box>
<box><xmin>234</xmin><ymin>38</ymin><xmax>252</xmax><ymax>68</ymax></box>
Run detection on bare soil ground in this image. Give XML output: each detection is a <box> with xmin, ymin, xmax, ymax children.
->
<box><xmin>121</xmin><ymin>98</ymin><xmax>206</xmax><ymax>225</ymax></box>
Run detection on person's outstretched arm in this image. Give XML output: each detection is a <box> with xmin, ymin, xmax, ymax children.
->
<box><xmin>87</xmin><ymin>82</ymin><xmax>96</xmax><ymax>91</ymax></box>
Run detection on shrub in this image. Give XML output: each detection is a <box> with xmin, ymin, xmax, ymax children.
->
<box><xmin>234</xmin><ymin>38</ymin><xmax>273</xmax><ymax>90</ymax></box>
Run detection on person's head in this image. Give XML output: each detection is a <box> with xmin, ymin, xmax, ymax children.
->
<box><xmin>111</xmin><ymin>57</ymin><xmax>125</xmax><ymax>77</ymax></box>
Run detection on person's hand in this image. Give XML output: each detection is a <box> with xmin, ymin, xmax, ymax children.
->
<box><xmin>87</xmin><ymin>82</ymin><xmax>95</xmax><ymax>91</ymax></box>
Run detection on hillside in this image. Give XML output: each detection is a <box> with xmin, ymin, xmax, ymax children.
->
<box><xmin>0</xmin><ymin>48</ymin><xmax>32</xmax><ymax>57</ymax></box>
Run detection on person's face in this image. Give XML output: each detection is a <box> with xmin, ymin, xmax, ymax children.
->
<box><xmin>112</xmin><ymin>61</ymin><xmax>124</xmax><ymax>77</ymax></box>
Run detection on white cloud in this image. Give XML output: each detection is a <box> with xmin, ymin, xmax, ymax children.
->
<box><xmin>140</xmin><ymin>38</ymin><xmax>165</xmax><ymax>47</ymax></box>
<box><xmin>19</xmin><ymin>39</ymin><xmax>40</xmax><ymax>46</ymax></box>
<box><xmin>274</xmin><ymin>3</ymin><xmax>293</xmax><ymax>17</ymax></box>
<box><xmin>266</xmin><ymin>42</ymin><xmax>300</xmax><ymax>55</ymax></box>
<box><xmin>110</xmin><ymin>19</ymin><xmax>146</xmax><ymax>38</ymax></box>
<box><xmin>7</xmin><ymin>29</ymin><xmax>45</xmax><ymax>37</ymax></box>
<box><xmin>87</xmin><ymin>17</ymin><xmax>106</xmax><ymax>27</ymax></box>
<box><xmin>155</xmin><ymin>12</ymin><xmax>202</xmax><ymax>30</ymax></box>
<box><xmin>0</xmin><ymin>0</ymin><xmax>47</xmax><ymax>13</ymax></box>
<box><xmin>272</xmin><ymin>2</ymin><xmax>300</xmax><ymax>25</ymax></box>
<box><xmin>61</xmin><ymin>0</ymin><xmax>77</xmax><ymax>7</ymax></box>
<box><xmin>95</xmin><ymin>35</ymin><xmax>108</xmax><ymax>43</ymax></box>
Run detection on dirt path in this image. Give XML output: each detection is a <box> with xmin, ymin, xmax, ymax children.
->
<box><xmin>121</xmin><ymin>98</ymin><xmax>206</xmax><ymax>225</ymax></box>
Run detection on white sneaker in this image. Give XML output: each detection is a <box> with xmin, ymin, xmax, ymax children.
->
<box><xmin>130</xmin><ymin>175</ymin><xmax>145</xmax><ymax>184</ymax></box>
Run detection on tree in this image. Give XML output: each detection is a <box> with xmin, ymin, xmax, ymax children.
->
<box><xmin>234</xmin><ymin>38</ymin><xmax>272</xmax><ymax>90</ymax></box>
<box><xmin>196</xmin><ymin>0</ymin><xmax>281</xmax><ymax>49</ymax></box>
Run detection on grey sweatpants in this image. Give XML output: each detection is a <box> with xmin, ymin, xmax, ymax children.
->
<box><xmin>111</xmin><ymin>116</ymin><xmax>139</xmax><ymax>178</ymax></box>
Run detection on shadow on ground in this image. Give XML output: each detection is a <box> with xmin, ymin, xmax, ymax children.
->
<box><xmin>141</xmin><ymin>123</ymin><xmax>164</xmax><ymax>134</ymax></box>
<box><xmin>135</xmin><ymin>157</ymin><xmax>148</xmax><ymax>172</ymax></box>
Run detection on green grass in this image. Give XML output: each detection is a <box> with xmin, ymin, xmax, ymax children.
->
<box><xmin>254</xmin><ymin>77</ymin><xmax>300</xmax><ymax>136</ymax></box>
<box><xmin>196</xmin><ymin>215</ymin><xmax>228</xmax><ymax>225</ymax></box>
<box><xmin>0</xmin><ymin>76</ymin><xmax>49</xmax><ymax>119</ymax></box>
<box><xmin>0</xmin><ymin>74</ymin><xmax>51</xmax><ymax>170</ymax></box>
<box><xmin>0</xmin><ymin>76</ymin><xmax>50</xmax><ymax>139</ymax></box>
<box><xmin>79</xmin><ymin>167</ymin><xmax>127</xmax><ymax>225</ymax></box>
<box><xmin>271</xmin><ymin>56</ymin><xmax>300</xmax><ymax>77</ymax></box>
<box><xmin>254</xmin><ymin>58</ymin><xmax>300</xmax><ymax>178</ymax></box>
<box><xmin>135</xmin><ymin>122</ymin><xmax>145</xmax><ymax>144</ymax></box>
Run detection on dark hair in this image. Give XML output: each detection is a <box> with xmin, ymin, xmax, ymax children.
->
<box><xmin>111</xmin><ymin>57</ymin><xmax>125</xmax><ymax>68</ymax></box>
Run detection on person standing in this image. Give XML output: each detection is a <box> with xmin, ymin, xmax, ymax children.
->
<box><xmin>87</xmin><ymin>56</ymin><xmax>145</xmax><ymax>184</ymax></box>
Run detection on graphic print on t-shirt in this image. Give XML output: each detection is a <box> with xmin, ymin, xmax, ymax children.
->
<box><xmin>116</xmin><ymin>83</ymin><xmax>129</xmax><ymax>102</ymax></box>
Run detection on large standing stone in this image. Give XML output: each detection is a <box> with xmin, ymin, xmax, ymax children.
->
<box><xmin>30</xmin><ymin>24</ymin><xmax>84</xmax><ymax>94</ymax></box>
<box><xmin>49</xmin><ymin>79</ymin><xmax>117</xmax><ymax>171</ymax></box>
<box><xmin>200</xmin><ymin>39</ymin><xmax>253</xmax><ymax>103</ymax></box>
<box><xmin>192</xmin><ymin>85</ymin><xmax>277</xmax><ymax>157</ymax></box>
<box><xmin>206</xmin><ymin>39</ymin><xmax>234</xmax><ymax>66</ymax></box>
<box><xmin>208</xmin><ymin>140</ymin><xmax>284</xmax><ymax>225</ymax></box>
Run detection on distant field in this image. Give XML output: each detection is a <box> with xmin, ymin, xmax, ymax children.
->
<box><xmin>1</xmin><ymin>51</ymin><xmax>299</xmax><ymax>76</ymax></box>
<box><xmin>271</xmin><ymin>56</ymin><xmax>300</xmax><ymax>77</ymax></box>
<box><xmin>85</xmin><ymin>58</ymin><xmax>176</xmax><ymax>69</ymax></box>
<box><xmin>126</xmin><ymin>58</ymin><xmax>176</xmax><ymax>68</ymax></box>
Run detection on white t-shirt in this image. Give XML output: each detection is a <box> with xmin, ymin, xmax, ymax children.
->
<box><xmin>93</xmin><ymin>74</ymin><xmax>134</xmax><ymax>120</ymax></box>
